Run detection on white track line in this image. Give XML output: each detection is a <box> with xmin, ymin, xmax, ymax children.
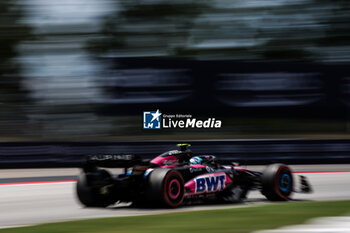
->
<box><xmin>254</xmin><ymin>216</ymin><xmax>350</xmax><ymax>233</ymax></box>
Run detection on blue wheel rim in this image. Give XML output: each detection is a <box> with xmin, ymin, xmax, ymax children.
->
<box><xmin>279</xmin><ymin>173</ymin><xmax>291</xmax><ymax>193</ymax></box>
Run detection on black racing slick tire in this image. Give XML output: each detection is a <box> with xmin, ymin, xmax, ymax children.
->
<box><xmin>148</xmin><ymin>169</ymin><xmax>185</xmax><ymax>208</ymax></box>
<box><xmin>261</xmin><ymin>164</ymin><xmax>293</xmax><ymax>201</ymax></box>
<box><xmin>76</xmin><ymin>169</ymin><xmax>112</xmax><ymax>207</ymax></box>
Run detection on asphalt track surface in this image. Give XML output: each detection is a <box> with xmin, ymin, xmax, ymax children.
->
<box><xmin>0</xmin><ymin>165</ymin><xmax>350</xmax><ymax>229</ymax></box>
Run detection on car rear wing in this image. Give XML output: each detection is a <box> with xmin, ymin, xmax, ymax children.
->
<box><xmin>83</xmin><ymin>154</ymin><xmax>143</xmax><ymax>171</ymax></box>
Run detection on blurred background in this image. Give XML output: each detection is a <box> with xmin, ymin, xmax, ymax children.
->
<box><xmin>1</xmin><ymin>0</ymin><xmax>350</xmax><ymax>141</ymax></box>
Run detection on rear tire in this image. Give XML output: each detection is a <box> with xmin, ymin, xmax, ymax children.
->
<box><xmin>261</xmin><ymin>164</ymin><xmax>293</xmax><ymax>201</ymax></box>
<box><xmin>148</xmin><ymin>169</ymin><xmax>184</xmax><ymax>208</ymax></box>
<box><xmin>76</xmin><ymin>169</ymin><xmax>112</xmax><ymax>207</ymax></box>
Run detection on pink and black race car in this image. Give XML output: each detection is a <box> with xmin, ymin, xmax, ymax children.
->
<box><xmin>76</xmin><ymin>144</ymin><xmax>312</xmax><ymax>208</ymax></box>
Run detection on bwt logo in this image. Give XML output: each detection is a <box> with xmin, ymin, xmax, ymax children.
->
<box><xmin>143</xmin><ymin>110</ymin><xmax>162</xmax><ymax>129</ymax></box>
<box><xmin>195</xmin><ymin>174</ymin><xmax>226</xmax><ymax>193</ymax></box>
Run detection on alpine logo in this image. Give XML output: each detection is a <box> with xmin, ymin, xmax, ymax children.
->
<box><xmin>195</xmin><ymin>173</ymin><xmax>226</xmax><ymax>193</ymax></box>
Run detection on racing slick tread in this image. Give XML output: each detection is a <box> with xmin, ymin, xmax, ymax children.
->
<box><xmin>76</xmin><ymin>170</ymin><xmax>112</xmax><ymax>207</ymax></box>
<box><xmin>148</xmin><ymin>169</ymin><xmax>185</xmax><ymax>208</ymax></box>
<box><xmin>261</xmin><ymin>163</ymin><xmax>293</xmax><ymax>201</ymax></box>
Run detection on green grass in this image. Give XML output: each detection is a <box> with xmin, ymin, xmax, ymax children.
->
<box><xmin>2</xmin><ymin>201</ymin><xmax>350</xmax><ymax>233</ymax></box>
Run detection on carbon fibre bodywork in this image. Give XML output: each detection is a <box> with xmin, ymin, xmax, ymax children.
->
<box><xmin>77</xmin><ymin>146</ymin><xmax>311</xmax><ymax>207</ymax></box>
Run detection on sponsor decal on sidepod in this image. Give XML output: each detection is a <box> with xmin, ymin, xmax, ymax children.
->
<box><xmin>185</xmin><ymin>172</ymin><xmax>232</xmax><ymax>195</ymax></box>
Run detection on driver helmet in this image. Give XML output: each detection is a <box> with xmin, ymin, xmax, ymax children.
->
<box><xmin>190</xmin><ymin>156</ymin><xmax>202</xmax><ymax>165</ymax></box>
<box><xmin>177</xmin><ymin>143</ymin><xmax>193</xmax><ymax>162</ymax></box>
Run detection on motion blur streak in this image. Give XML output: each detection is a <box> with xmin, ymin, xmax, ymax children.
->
<box><xmin>0</xmin><ymin>0</ymin><xmax>350</xmax><ymax>140</ymax></box>
<box><xmin>254</xmin><ymin>217</ymin><xmax>350</xmax><ymax>233</ymax></box>
<box><xmin>294</xmin><ymin>171</ymin><xmax>350</xmax><ymax>174</ymax></box>
<box><xmin>0</xmin><ymin>180</ymin><xmax>76</xmax><ymax>186</ymax></box>
<box><xmin>2</xmin><ymin>170</ymin><xmax>350</xmax><ymax>186</ymax></box>
<box><xmin>0</xmin><ymin>171</ymin><xmax>350</xmax><ymax>228</ymax></box>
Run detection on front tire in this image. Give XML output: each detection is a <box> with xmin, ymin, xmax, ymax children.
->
<box><xmin>261</xmin><ymin>164</ymin><xmax>293</xmax><ymax>201</ymax></box>
<box><xmin>148</xmin><ymin>169</ymin><xmax>185</xmax><ymax>208</ymax></box>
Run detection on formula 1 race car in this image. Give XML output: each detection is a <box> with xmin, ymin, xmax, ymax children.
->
<box><xmin>76</xmin><ymin>144</ymin><xmax>312</xmax><ymax>208</ymax></box>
